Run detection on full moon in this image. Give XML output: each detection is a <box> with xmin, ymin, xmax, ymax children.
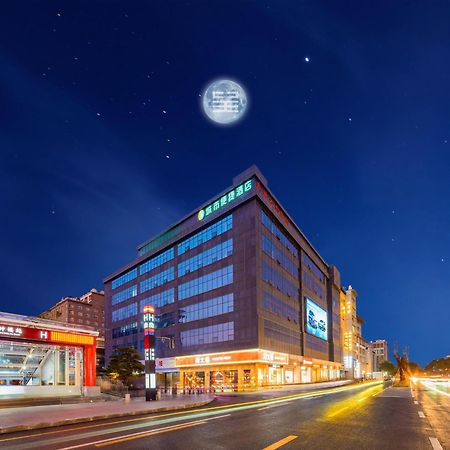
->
<box><xmin>202</xmin><ymin>79</ymin><xmax>248</xmax><ymax>125</ymax></box>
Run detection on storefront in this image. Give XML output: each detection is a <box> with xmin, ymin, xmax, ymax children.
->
<box><xmin>174</xmin><ymin>350</ymin><xmax>342</xmax><ymax>391</ymax></box>
<box><xmin>0</xmin><ymin>312</ymin><xmax>99</xmax><ymax>398</ymax></box>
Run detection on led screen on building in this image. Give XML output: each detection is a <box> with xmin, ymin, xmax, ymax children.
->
<box><xmin>305</xmin><ymin>298</ymin><xmax>328</xmax><ymax>341</ymax></box>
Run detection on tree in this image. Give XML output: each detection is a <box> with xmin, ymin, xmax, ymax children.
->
<box><xmin>106</xmin><ymin>347</ymin><xmax>144</xmax><ymax>386</ymax></box>
<box><xmin>425</xmin><ymin>356</ymin><xmax>450</xmax><ymax>375</ymax></box>
<box><xmin>379</xmin><ymin>360</ymin><xmax>396</xmax><ymax>375</ymax></box>
<box><xmin>408</xmin><ymin>361</ymin><xmax>421</xmax><ymax>375</ymax></box>
<box><xmin>394</xmin><ymin>349</ymin><xmax>410</xmax><ymax>385</ymax></box>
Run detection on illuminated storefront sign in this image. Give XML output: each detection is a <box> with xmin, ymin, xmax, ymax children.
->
<box><xmin>176</xmin><ymin>349</ymin><xmax>289</xmax><ymax>367</ymax></box>
<box><xmin>256</xmin><ymin>180</ymin><xmax>290</xmax><ymax>227</ymax></box>
<box><xmin>198</xmin><ymin>179</ymin><xmax>253</xmax><ymax>221</ymax></box>
<box><xmin>0</xmin><ymin>324</ymin><xmax>94</xmax><ymax>346</ymax></box>
<box><xmin>143</xmin><ymin>305</ymin><xmax>157</xmax><ymax>401</ymax></box>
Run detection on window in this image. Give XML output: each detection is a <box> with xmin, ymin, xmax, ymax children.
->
<box><xmin>140</xmin><ymin>288</ymin><xmax>175</xmax><ymax>310</ymax></box>
<box><xmin>264</xmin><ymin>319</ymin><xmax>301</xmax><ymax>346</ymax></box>
<box><xmin>178</xmin><ymin>265</ymin><xmax>233</xmax><ymax>301</ymax></box>
<box><xmin>303</xmin><ymin>272</ymin><xmax>326</xmax><ymax>299</ymax></box>
<box><xmin>111</xmin><ymin>268</ymin><xmax>138</xmax><ymax>290</ymax></box>
<box><xmin>140</xmin><ymin>248</ymin><xmax>174</xmax><ymax>276</ymax></box>
<box><xmin>112</xmin><ymin>285</ymin><xmax>138</xmax><ymax>306</ymax></box>
<box><xmin>140</xmin><ymin>267</ymin><xmax>175</xmax><ymax>294</ymax></box>
<box><xmin>178</xmin><ymin>215</ymin><xmax>232</xmax><ymax>255</ymax></box>
<box><xmin>262</xmin><ymin>261</ymin><xmax>298</xmax><ymax>298</ymax></box>
<box><xmin>180</xmin><ymin>322</ymin><xmax>234</xmax><ymax>347</ymax></box>
<box><xmin>112</xmin><ymin>303</ymin><xmax>138</xmax><ymax>322</ymax></box>
<box><xmin>178</xmin><ymin>239</ymin><xmax>233</xmax><ymax>277</ymax></box>
<box><xmin>262</xmin><ymin>235</ymin><xmax>298</xmax><ymax>277</ymax></box>
<box><xmin>262</xmin><ymin>211</ymin><xmax>298</xmax><ymax>256</ymax></box>
<box><xmin>112</xmin><ymin>322</ymin><xmax>138</xmax><ymax>338</ymax></box>
<box><xmin>302</xmin><ymin>253</ymin><xmax>325</xmax><ymax>283</ymax></box>
<box><xmin>178</xmin><ymin>294</ymin><xmax>233</xmax><ymax>323</ymax></box>
<box><xmin>262</xmin><ymin>291</ymin><xmax>298</xmax><ymax>323</ymax></box>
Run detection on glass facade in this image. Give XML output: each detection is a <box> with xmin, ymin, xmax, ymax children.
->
<box><xmin>262</xmin><ymin>235</ymin><xmax>298</xmax><ymax>276</ymax></box>
<box><xmin>112</xmin><ymin>285</ymin><xmax>137</xmax><ymax>306</ymax></box>
<box><xmin>178</xmin><ymin>294</ymin><xmax>234</xmax><ymax>323</ymax></box>
<box><xmin>140</xmin><ymin>288</ymin><xmax>175</xmax><ymax>310</ymax></box>
<box><xmin>0</xmin><ymin>340</ymin><xmax>83</xmax><ymax>387</ymax></box>
<box><xmin>138</xmin><ymin>226</ymin><xmax>181</xmax><ymax>257</ymax></box>
<box><xmin>140</xmin><ymin>267</ymin><xmax>175</xmax><ymax>294</ymax></box>
<box><xmin>178</xmin><ymin>265</ymin><xmax>233</xmax><ymax>301</ymax></box>
<box><xmin>111</xmin><ymin>268</ymin><xmax>137</xmax><ymax>290</ymax></box>
<box><xmin>112</xmin><ymin>303</ymin><xmax>138</xmax><ymax>322</ymax></box>
<box><xmin>178</xmin><ymin>239</ymin><xmax>233</xmax><ymax>277</ymax></box>
<box><xmin>264</xmin><ymin>320</ymin><xmax>301</xmax><ymax>347</ymax></box>
<box><xmin>302</xmin><ymin>253</ymin><xmax>325</xmax><ymax>283</ymax></box>
<box><xmin>302</xmin><ymin>272</ymin><xmax>326</xmax><ymax>300</ymax></box>
<box><xmin>112</xmin><ymin>322</ymin><xmax>138</xmax><ymax>338</ymax></box>
<box><xmin>140</xmin><ymin>248</ymin><xmax>174</xmax><ymax>275</ymax></box>
<box><xmin>262</xmin><ymin>261</ymin><xmax>298</xmax><ymax>298</ymax></box>
<box><xmin>178</xmin><ymin>215</ymin><xmax>232</xmax><ymax>256</ymax></box>
<box><xmin>180</xmin><ymin>322</ymin><xmax>234</xmax><ymax>347</ymax></box>
<box><xmin>262</xmin><ymin>211</ymin><xmax>298</xmax><ymax>256</ymax></box>
<box><xmin>262</xmin><ymin>291</ymin><xmax>298</xmax><ymax>323</ymax></box>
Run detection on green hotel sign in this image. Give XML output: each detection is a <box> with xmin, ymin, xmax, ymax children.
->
<box><xmin>198</xmin><ymin>179</ymin><xmax>253</xmax><ymax>221</ymax></box>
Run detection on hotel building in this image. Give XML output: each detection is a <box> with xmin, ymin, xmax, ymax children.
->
<box><xmin>104</xmin><ymin>166</ymin><xmax>343</xmax><ymax>390</ymax></box>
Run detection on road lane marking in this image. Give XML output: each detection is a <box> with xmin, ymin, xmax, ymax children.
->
<box><xmin>414</xmin><ymin>400</ymin><xmax>418</xmax><ymax>405</ymax></box>
<box><xmin>429</xmin><ymin>437</ymin><xmax>443</xmax><ymax>450</ymax></box>
<box><xmin>0</xmin><ymin>382</ymin><xmax>383</xmax><ymax>444</ymax></box>
<box><xmin>263</xmin><ymin>435</ymin><xmax>298</xmax><ymax>450</ymax></box>
<box><xmin>258</xmin><ymin>403</ymin><xmax>289</xmax><ymax>411</ymax></box>
<box><xmin>418</xmin><ymin>411</ymin><xmax>425</xmax><ymax>418</ymax></box>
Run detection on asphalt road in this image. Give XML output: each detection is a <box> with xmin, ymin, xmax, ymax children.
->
<box><xmin>0</xmin><ymin>380</ymin><xmax>445</xmax><ymax>450</ymax></box>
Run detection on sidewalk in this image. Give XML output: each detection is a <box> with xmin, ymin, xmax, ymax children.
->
<box><xmin>0</xmin><ymin>394</ymin><xmax>214</xmax><ymax>434</ymax></box>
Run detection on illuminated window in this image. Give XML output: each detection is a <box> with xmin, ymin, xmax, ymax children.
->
<box><xmin>140</xmin><ymin>288</ymin><xmax>175</xmax><ymax>310</ymax></box>
<box><xmin>112</xmin><ymin>322</ymin><xmax>138</xmax><ymax>338</ymax></box>
<box><xmin>178</xmin><ymin>294</ymin><xmax>234</xmax><ymax>323</ymax></box>
<box><xmin>262</xmin><ymin>211</ymin><xmax>297</xmax><ymax>256</ymax></box>
<box><xmin>112</xmin><ymin>285</ymin><xmax>138</xmax><ymax>306</ymax></box>
<box><xmin>178</xmin><ymin>215</ymin><xmax>232</xmax><ymax>256</ymax></box>
<box><xmin>178</xmin><ymin>265</ymin><xmax>233</xmax><ymax>300</ymax></box>
<box><xmin>262</xmin><ymin>235</ymin><xmax>298</xmax><ymax>277</ymax></box>
<box><xmin>112</xmin><ymin>303</ymin><xmax>138</xmax><ymax>322</ymax></box>
<box><xmin>140</xmin><ymin>248</ymin><xmax>174</xmax><ymax>276</ymax></box>
<box><xmin>178</xmin><ymin>239</ymin><xmax>233</xmax><ymax>276</ymax></box>
<box><xmin>111</xmin><ymin>268</ymin><xmax>138</xmax><ymax>290</ymax></box>
<box><xmin>262</xmin><ymin>261</ymin><xmax>298</xmax><ymax>298</ymax></box>
<box><xmin>140</xmin><ymin>267</ymin><xmax>174</xmax><ymax>294</ymax></box>
<box><xmin>180</xmin><ymin>321</ymin><xmax>234</xmax><ymax>347</ymax></box>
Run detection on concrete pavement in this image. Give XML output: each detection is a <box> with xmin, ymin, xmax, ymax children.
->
<box><xmin>0</xmin><ymin>394</ymin><xmax>214</xmax><ymax>434</ymax></box>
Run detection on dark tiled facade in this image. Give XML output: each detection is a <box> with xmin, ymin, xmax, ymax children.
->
<box><xmin>104</xmin><ymin>166</ymin><xmax>343</xmax><ymax>389</ymax></box>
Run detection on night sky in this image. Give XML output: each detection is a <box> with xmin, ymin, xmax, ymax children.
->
<box><xmin>1</xmin><ymin>2</ymin><xmax>449</xmax><ymax>366</ymax></box>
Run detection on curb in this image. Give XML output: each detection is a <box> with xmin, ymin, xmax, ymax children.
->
<box><xmin>0</xmin><ymin>398</ymin><xmax>215</xmax><ymax>435</ymax></box>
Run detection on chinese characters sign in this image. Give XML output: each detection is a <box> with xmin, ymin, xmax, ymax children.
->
<box><xmin>198</xmin><ymin>179</ymin><xmax>253</xmax><ymax>221</ymax></box>
<box><xmin>256</xmin><ymin>180</ymin><xmax>290</xmax><ymax>227</ymax></box>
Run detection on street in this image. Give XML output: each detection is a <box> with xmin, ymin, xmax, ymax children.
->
<box><xmin>0</xmin><ymin>380</ymin><xmax>446</xmax><ymax>450</ymax></box>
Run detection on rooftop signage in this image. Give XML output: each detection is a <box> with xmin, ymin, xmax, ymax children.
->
<box><xmin>255</xmin><ymin>180</ymin><xmax>290</xmax><ymax>227</ymax></box>
<box><xmin>198</xmin><ymin>179</ymin><xmax>253</xmax><ymax>221</ymax></box>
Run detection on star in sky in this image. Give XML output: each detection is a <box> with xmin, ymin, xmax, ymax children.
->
<box><xmin>304</xmin><ymin>56</ymin><xmax>310</xmax><ymax>62</ymax></box>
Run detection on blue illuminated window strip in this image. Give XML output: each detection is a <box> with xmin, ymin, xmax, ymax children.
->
<box><xmin>302</xmin><ymin>253</ymin><xmax>325</xmax><ymax>283</ymax></box>
<box><xmin>111</xmin><ymin>268</ymin><xmax>138</xmax><ymax>290</ymax></box>
<box><xmin>112</xmin><ymin>303</ymin><xmax>138</xmax><ymax>322</ymax></box>
<box><xmin>178</xmin><ymin>239</ymin><xmax>233</xmax><ymax>277</ymax></box>
<box><xmin>262</xmin><ymin>261</ymin><xmax>298</xmax><ymax>298</ymax></box>
<box><xmin>262</xmin><ymin>235</ymin><xmax>298</xmax><ymax>277</ymax></box>
<box><xmin>179</xmin><ymin>294</ymin><xmax>233</xmax><ymax>323</ymax></box>
<box><xmin>178</xmin><ymin>265</ymin><xmax>233</xmax><ymax>301</ymax></box>
<box><xmin>140</xmin><ymin>267</ymin><xmax>174</xmax><ymax>294</ymax></box>
<box><xmin>112</xmin><ymin>322</ymin><xmax>138</xmax><ymax>338</ymax></box>
<box><xmin>178</xmin><ymin>215</ymin><xmax>232</xmax><ymax>256</ymax></box>
<box><xmin>112</xmin><ymin>285</ymin><xmax>138</xmax><ymax>306</ymax></box>
<box><xmin>140</xmin><ymin>248</ymin><xmax>174</xmax><ymax>276</ymax></box>
<box><xmin>180</xmin><ymin>321</ymin><xmax>234</xmax><ymax>347</ymax></box>
<box><xmin>261</xmin><ymin>211</ymin><xmax>298</xmax><ymax>257</ymax></box>
<box><xmin>140</xmin><ymin>288</ymin><xmax>175</xmax><ymax>310</ymax></box>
